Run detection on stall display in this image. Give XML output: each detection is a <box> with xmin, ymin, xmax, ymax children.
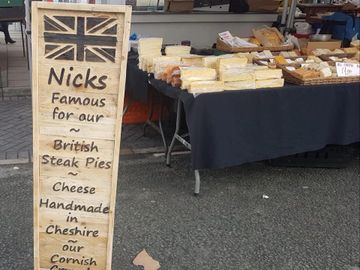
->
<box><xmin>216</xmin><ymin>29</ymin><xmax>294</xmax><ymax>53</ymax></box>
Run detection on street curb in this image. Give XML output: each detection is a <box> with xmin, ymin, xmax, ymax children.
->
<box><xmin>2</xmin><ymin>87</ymin><xmax>31</xmax><ymax>98</ymax></box>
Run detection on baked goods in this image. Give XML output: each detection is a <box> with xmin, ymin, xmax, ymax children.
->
<box><xmin>253</xmin><ymin>27</ymin><xmax>284</xmax><ymax>47</ymax></box>
<box><xmin>293</xmin><ymin>68</ymin><xmax>321</xmax><ymax>79</ymax></box>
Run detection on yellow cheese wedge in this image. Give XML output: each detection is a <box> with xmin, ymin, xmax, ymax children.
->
<box><xmin>255</xmin><ymin>69</ymin><xmax>283</xmax><ymax>80</ymax></box>
<box><xmin>217</xmin><ymin>57</ymin><xmax>248</xmax><ymax>72</ymax></box>
<box><xmin>202</xmin><ymin>56</ymin><xmax>219</xmax><ymax>69</ymax></box>
<box><xmin>219</xmin><ymin>69</ymin><xmax>255</xmax><ymax>82</ymax></box>
<box><xmin>256</xmin><ymin>78</ymin><xmax>284</xmax><ymax>89</ymax></box>
<box><xmin>180</xmin><ymin>67</ymin><xmax>217</xmax><ymax>81</ymax></box>
<box><xmin>165</xmin><ymin>45</ymin><xmax>191</xmax><ymax>56</ymax></box>
<box><xmin>188</xmin><ymin>81</ymin><xmax>224</xmax><ymax>94</ymax></box>
<box><xmin>224</xmin><ymin>80</ymin><xmax>256</xmax><ymax>91</ymax></box>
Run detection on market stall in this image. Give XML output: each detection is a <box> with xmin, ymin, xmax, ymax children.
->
<box><xmin>126</xmin><ymin>16</ymin><xmax>360</xmax><ymax>193</ymax></box>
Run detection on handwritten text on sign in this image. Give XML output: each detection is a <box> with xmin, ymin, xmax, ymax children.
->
<box><xmin>336</xmin><ymin>62</ymin><xmax>360</xmax><ymax>77</ymax></box>
<box><xmin>32</xmin><ymin>3</ymin><xmax>131</xmax><ymax>270</ymax></box>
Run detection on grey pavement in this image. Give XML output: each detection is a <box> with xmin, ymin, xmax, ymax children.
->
<box><xmin>0</xmin><ymin>156</ymin><xmax>359</xmax><ymax>270</ymax></box>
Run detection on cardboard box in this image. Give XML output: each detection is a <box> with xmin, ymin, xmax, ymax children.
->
<box><xmin>300</xmin><ymin>39</ymin><xmax>342</xmax><ymax>55</ymax></box>
<box><xmin>164</xmin><ymin>0</ymin><xmax>194</xmax><ymax>12</ymax></box>
<box><xmin>248</xmin><ymin>0</ymin><xmax>280</xmax><ymax>12</ymax></box>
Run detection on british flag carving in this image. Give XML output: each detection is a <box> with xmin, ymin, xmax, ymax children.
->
<box><xmin>44</xmin><ymin>15</ymin><xmax>118</xmax><ymax>63</ymax></box>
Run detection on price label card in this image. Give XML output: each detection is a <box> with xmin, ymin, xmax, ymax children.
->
<box><xmin>218</xmin><ymin>31</ymin><xmax>234</xmax><ymax>45</ymax></box>
<box><xmin>336</xmin><ymin>62</ymin><xmax>360</xmax><ymax>77</ymax></box>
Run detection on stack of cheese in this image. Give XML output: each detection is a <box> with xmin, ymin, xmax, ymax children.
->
<box><xmin>217</xmin><ymin>57</ymin><xmax>255</xmax><ymax>90</ymax></box>
<box><xmin>179</xmin><ymin>67</ymin><xmax>223</xmax><ymax>94</ymax></box>
<box><xmin>202</xmin><ymin>54</ymin><xmax>234</xmax><ymax>69</ymax></box>
<box><xmin>165</xmin><ymin>45</ymin><xmax>191</xmax><ymax>56</ymax></box>
<box><xmin>181</xmin><ymin>55</ymin><xmax>204</xmax><ymax>67</ymax></box>
<box><xmin>254</xmin><ymin>68</ymin><xmax>284</xmax><ymax>88</ymax></box>
<box><xmin>153</xmin><ymin>56</ymin><xmax>182</xmax><ymax>79</ymax></box>
<box><xmin>138</xmin><ymin>38</ymin><xmax>163</xmax><ymax>72</ymax></box>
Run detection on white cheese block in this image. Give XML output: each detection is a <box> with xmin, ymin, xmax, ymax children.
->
<box><xmin>181</xmin><ymin>55</ymin><xmax>204</xmax><ymax>67</ymax></box>
<box><xmin>217</xmin><ymin>57</ymin><xmax>248</xmax><ymax>72</ymax></box>
<box><xmin>138</xmin><ymin>38</ymin><xmax>163</xmax><ymax>55</ymax></box>
<box><xmin>180</xmin><ymin>67</ymin><xmax>217</xmax><ymax>81</ymax></box>
<box><xmin>202</xmin><ymin>56</ymin><xmax>219</xmax><ymax>69</ymax></box>
<box><xmin>181</xmin><ymin>80</ymin><xmax>192</xmax><ymax>90</ymax></box>
<box><xmin>188</xmin><ymin>81</ymin><xmax>224</xmax><ymax>94</ymax></box>
<box><xmin>152</xmin><ymin>56</ymin><xmax>182</xmax><ymax>73</ymax></box>
<box><xmin>320</xmin><ymin>67</ymin><xmax>332</xmax><ymax>78</ymax></box>
<box><xmin>165</xmin><ymin>45</ymin><xmax>191</xmax><ymax>56</ymax></box>
<box><xmin>219</xmin><ymin>69</ymin><xmax>255</xmax><ymax>82</ymax></box>
<box><xmin>256</xmin><ymin>78</ymin><xmax>284</xmax><ymax>89</ymax></box>
<box><xmin>255</xmin><ymin>69</ymin><xmax>283</xmax><ymax>80</ymax></box>
<box><xmin>224</xmin><ymin>80</ymin><xmax>256</xmax><ymax>91</ymax></box>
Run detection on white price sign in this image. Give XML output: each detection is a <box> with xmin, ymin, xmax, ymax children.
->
<box><xmin>336</xmin><ymin>62</ymin><xmax>360</xmax><ymax>77</ymax></box>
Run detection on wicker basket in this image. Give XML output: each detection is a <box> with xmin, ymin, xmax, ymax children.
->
<box><xmin>281</xmin><ymin>66</ymin><xmax>360</xmax><ymax>85</ymax></box>
<box><xmin>216</xmin><ymin>38</ymin><xmax>294</xmax><ymax>53</ymax></box>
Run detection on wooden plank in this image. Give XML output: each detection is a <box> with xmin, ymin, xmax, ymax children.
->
<box><xmin>32</xmin><ymin>3</ymin><xmax>132</xmax><ymax>270</ymax></box>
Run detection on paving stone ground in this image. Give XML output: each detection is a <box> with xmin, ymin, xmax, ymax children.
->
<box><xmin>0</xmin><ymin>96</ymin><xmax>167</xmax><ymax>164</ymax></box>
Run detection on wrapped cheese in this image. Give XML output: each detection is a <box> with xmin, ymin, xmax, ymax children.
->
<box><xmin>219</xmin><ymin>69</ymin><xmax>255</xmax><ymax>82</ymax></box>
<box><xmin>256</xmin><ymin>78</ymin><xmax>284</xmax><ymax>89</ymax></box>
<box><xmin>224</xmin><ymin>80</ymin><xmax>256</xmax><ymax>91</ymax></box>
<box><xmin>188</xmin><ymin>81</ymin><xmax>224</xmax><ymax>94</ymax></box>
<box><xmin>217</xmin><ymin>57</ymin><xmax>248</xmax><ymax>72</ymax></box>
<box><xmin>138</xmin><ymin>38</ymin><xmax>163</xmax><ymax>55</ymax></box>
<box><xmin>153</xmin><ymin>58</ymin><xmax>182</xmax><ymax>79</ymax></box>
<box><xmin>165</xmin><ymin>45</ymin><xmax>191</xmax><ymax>56</ymax></box>
<box><xmin>180</xmin><ymin>67</ymin><xmax>217</xmax><ymax>81</ymax></box>
<box><xmin>254</xmin><ymin>68</ymin><xmax>283</xmax><ymax>80</ymax></box>
<box><xmin>181</xmin><ymin>55</ymin><xmax>204</xmax><ymax>66</ymax></box>
<box><xmin>202</xmin><ymin>54</ymin><xmax>234</xmax><ymax>69</ymax></box>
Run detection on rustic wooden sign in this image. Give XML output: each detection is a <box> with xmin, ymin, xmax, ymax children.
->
<box><xmin>32</xmin><ymin>3</ymin><xmax>131</xmax><ymax>270</ymax></box>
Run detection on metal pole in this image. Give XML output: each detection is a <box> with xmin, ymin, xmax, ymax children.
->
<box><xmin>280</xmin><ymin>0</ymin><xmax>289</xmax><ymax>34</ymax></box>
<box><xmin>286</xmin><ymin>0</ymin><xmax>297</xmax><ymax>34</ymax></box>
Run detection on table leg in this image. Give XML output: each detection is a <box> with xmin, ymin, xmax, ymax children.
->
<box><xmin>194</xmin><ymin>170</ymin><xmax>201</xmax><ymax>196</ymax></box>
<box><xmin>20</xmin><ymin>22</ymin><xmax>25</xmax><ymax>57</ymax></box>
<box><xmin>166</xmin><ymin>99</ymin><xmax>182</xmax><ymax>167</ymax></box>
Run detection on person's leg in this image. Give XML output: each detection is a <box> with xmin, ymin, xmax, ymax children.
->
<box><xmin>0</xmin><ymin>22</ymin><xmax>15</xmax><ymax>44</ymax></box>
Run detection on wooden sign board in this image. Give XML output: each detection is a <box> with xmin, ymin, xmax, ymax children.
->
<box><xmin>32</xmin><ymin>3</ymin><xmax>131</xmax><ymax>270</ymax></box>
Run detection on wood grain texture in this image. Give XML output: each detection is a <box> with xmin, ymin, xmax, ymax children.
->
<box><xmin>32</xmin><ymin>3</ymin><xmax>131</xmax><ymax>270</ymax></box>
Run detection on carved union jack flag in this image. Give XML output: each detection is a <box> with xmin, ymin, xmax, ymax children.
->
<box><xmin>44</xmin><ymin>15</ymin><xmax>118</xmax><ymax>63</ymax></box>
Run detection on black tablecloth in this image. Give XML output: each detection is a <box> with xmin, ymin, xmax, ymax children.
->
<box><xmin>150</xmin><ymin>79</ymin><xmax>360</xmax><ymax>170</ymax></box>
<box><xmin>126</xmin><ymin>55</ymin><xmax>150</xmax><ymax>102</ymax></box>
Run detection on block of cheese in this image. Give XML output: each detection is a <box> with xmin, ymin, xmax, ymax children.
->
<box><xmin>320</xmin><ymin>67</ymin><xmax>332</xmax><ymax>78</ymax></box>
<box><xmin>219</xmin><ymin>69</ymin><xmax>255</xmax><ymax>82</ymax></box>
<box><xmin>180</xmin><ymin>67</ymin><xmax>217</xmax><ymax>81</ymax></box>
<box><xmin>138</xmin><ymin>38</ymin><xmax>163</xmax><ymax>55</ymax></box>
<box><xmin>139</xmin><ymin>53</ymin><xmax>161</xmax><ymax>71</ymax></box>
<box><xmin>255</xmin><ymin>68</ymin><xmax>283</xmax><ymax>80</ymax></box>
<box><xmin>181</xmin><ymin>80</ymin><xmax>192</xmax><ymax>90</ymax></box>
<box><xmin>152</xmin><ymin>56</ymin><xmax>182</xmax><ymax>73</ymax></box>
<box><xmin>235</xmin><ymin>52</ymin><xmax>253</xmax><ymax>62</ymax></box>
<box><xmin>202</xmin><ymin>54</ymin><xmax>234</xmax><ymax>69</ymax></box>
<box><xmin>256</xmin><ymin>78</ymin><xmax>284</xmax><ymax>89</ymax></box>
<box><xmin>181</xmin><ymin>55</ymin><xmax>204</xmax><ymax>66</ymax></box>
<box><xmin>202</xmin><ymin>56</ymin><xmax>219</xmax><ymax>69</ymax></box>
<box><xmin>224</xmin><ymin>80</ymin><xmax>256</xmax><ymax>91</ymax></box>
<box><xmin>165</xmin><ymin>45</ymin><xmax>191</xmax><ymax>56</ymax></box>
<box><xmin>217</xmin><ymin>57</ymin><xmax>248</xmax><ymax>72</ymax></box>
<box><xmin>188</xmin><ymin>81</ymin><xmax>224</xmax><ymax>94</ymax></box>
